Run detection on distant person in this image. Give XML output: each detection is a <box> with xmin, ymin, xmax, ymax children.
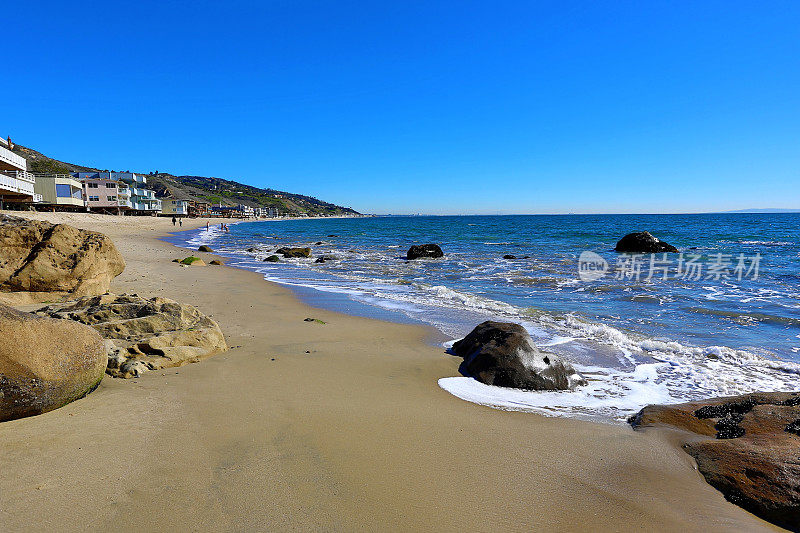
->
<box><xmin>206</xmin><ymin>222</ymin><xmax>209</xmax><ymax>231</ymax></box>
<box><xmin>179</xmin><ymin>218</ymin><xmax>182</xmax><ymax>227</ymax></box>
<box><xmin>172</xmin><ymin>216</ymin><xmax>177</xmax><ymax>226</ymax></box>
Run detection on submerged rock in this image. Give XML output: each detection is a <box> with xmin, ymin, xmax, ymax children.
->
<box><xmin>0</xmin><ymin>214</ymin><xmax>125</xmax><ymax>304</ymax></box>
<box><xmin>37</xmin><ymin>294</ymin><xmax>228</xmax><ymax>379</ymax></box>
<box><xmin>276</xmin><ymin>247</ymin><xmax>311</xmax><ymax>258</ymax></box>
<box><xmin>503</xmin><ymin>254</ymin><xmax>516</xmax><ymax>260</ymax></box>
<box><xmin>629</xmin><ymin>392</ymin><xmax>800</xmax><ymax>530</ymax></box>
<box><xmin>407</xmin><ymin>244</ymin><xmax>444</xmax><ymax>260</ymax></box>
<box><xmin>615</xmin><ymin>231</ymin><xmax>678</xmax><ymax>253</ymax></box>
<box><xmin>452</xmin><ymin>321</ymin><xmax>586</xmax><ymax>391</ymax></box>
<box><xmin>0</xmin><ymin>304</ymin><xmax>106</xmax><ymax>422</ymax></box>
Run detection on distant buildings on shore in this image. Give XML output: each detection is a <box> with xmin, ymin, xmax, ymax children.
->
<box><xmin>0</xmin><ymin>136</ymin><xmax>329</xmax><ymax>219</ymax></box>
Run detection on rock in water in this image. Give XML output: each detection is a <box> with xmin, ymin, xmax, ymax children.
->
<box><xmin>275</xmin><ymin>247</ymin><xmax>311</xmax><ymax>258</ymax></box>
<box><xmin>629</xmin><ymin>392</ymin><xmax>800</xmax><ymax>530</ymax></box>
<box><xmin>264</xmin><ymin>255</ymin><xmax>280</xmax><ymax>262</ymax></box>
<box><xmin>37</xmin><ymin>294</ymin><xmax>228</xmax><ymax>379</ymax></box>
<box><xmin>615</xmin><ymin>231</ymin><xmax>678</xmax><ymax>253</ymax></box>
<box><xmin>0</xmin><ymin>304</ymin><xmax>106</xmax><ymax>422</ymax></box>
<box><xmin>452</xmin><ymin>321</ymin><xmax>586</xmax><ymax>390</ymax></box>
<box><xmin>0</xmin><ymin>214</ymin><xmax>125</xmax><ymax>304</ymax></box>
<box><xmin>406</xmin><ymin>244</ymin><xmax>444</xmax><ymax>260</ymax></box>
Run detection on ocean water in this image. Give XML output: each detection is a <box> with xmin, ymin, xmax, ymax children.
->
<box><xmin>171</xmin><ymin>214</ymin><xmax>800</xmax><ymax>421</ymax></box>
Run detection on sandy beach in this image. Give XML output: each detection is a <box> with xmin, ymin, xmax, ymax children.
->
<box><xmin>0</xmin><ymin>212</ymin><xmax>779</xmax><ymax>532</ymax></box>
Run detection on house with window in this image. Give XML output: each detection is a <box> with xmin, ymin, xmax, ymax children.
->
<box><xmin>33</xmin><ymin>174</ymin><xmax>87</xmax><ymax>210</ymax></box>
<box><xmin>73</xmin><ymin>172</ymin><xmax>132</xmax><ymax>213</ymax></box>
<box><xmin>0</xmin><ymin>136</ymin><xmax>40</xmax><ymax>206</ymax></box>
<box><xmin>161</xmin><ymin>198</ymin><xmax>189</xmax><ymax>217</ymax></box>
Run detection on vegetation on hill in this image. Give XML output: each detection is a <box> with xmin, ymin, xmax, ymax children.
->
<box><xmin>9</xmin><ymin>143</ymin><xmax>360</xmax><ymax>216</ymax></box>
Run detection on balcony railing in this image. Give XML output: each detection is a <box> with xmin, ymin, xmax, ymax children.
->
<box><xmin>0</xmin><ymin>170</ymin><xmax>36</xmax><ymax>197</ymax></box>
<box><xmin>0</xmin><ymin>144</ymin><xmax>27</xmax><ymax>171</ymax></box>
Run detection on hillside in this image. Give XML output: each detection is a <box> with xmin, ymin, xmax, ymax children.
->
<box><xmin>10</xmin><ymin>142</ymin><xmax>360</xmax><ymax>216</ymax></box>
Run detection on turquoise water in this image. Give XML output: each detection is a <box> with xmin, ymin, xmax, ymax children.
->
<box><xmin>174</xmin><ymin>214</ymin><xmax>800</xmax><ymax>420</ymax></box>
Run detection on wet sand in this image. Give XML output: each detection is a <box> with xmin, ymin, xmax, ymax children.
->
<box><xmin>0</xmin><ymin>212</ymin><xmax>779</xmax><ymax>531</ymax></box>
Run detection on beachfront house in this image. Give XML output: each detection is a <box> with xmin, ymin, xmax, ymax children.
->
<box><xmin>188</xmin><ymin>199</ymin><xmax>211</xmax><ymax>217</ymax></box>
<box><xmin>72</xmin><ymin>172</ymin><xmax>161</xmax><ymax>215</ymax></box>
<box><xmin>33</xmin><ymin>174</ymin><xmax>87</xmax><ymax>210</ymax></box>
<box><xmin>0</xmin><ymin>137</ymin><xmax>41</xmax><ymax>207</ymax></box>
<box><xmin>115</xmin><ymin>173</ymin><xmax>162</xmax><ymax>214</ymax></box>
<box><xmin>161</xmin><ymin>198</ymin><xmax>189</xmax><ymax>217</ymax></box>
<box><xmin>74</xmin><ymin>172</ymin><xmax>132</xmax><ymax>214</ymax></box>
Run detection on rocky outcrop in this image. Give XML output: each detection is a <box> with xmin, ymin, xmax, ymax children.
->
<box><xmin>36</xmin><ymin>294</ymin><xmax>228</xmax><ymax>379</ymax></box>
<box><xmin>0</xmin><ymin>215</ymin><xmax>125</xmax><ymax>304</ymax></box>
<box><xmin>197</xmin><ymin>245</ymin><xmax>214</xmax><ymax>252</ymax></box>
<box><xmin>0</xmin><ymin>304</ymin><xmax>106</xmax><ymax>422</ymax></box>
<box><xmin>615</xmin><ymin>231</ymin><xmax>678</xmax><ymax>253</ymax></box>
<box><xmin>276</xmin><ymin>247</ymin><xmax>311</xmax><ymax>258</ymax></box>
<box><xmin>452</xmin><ymin>321</ymin><xmax>586</xmax><ymax>390</ymax></box>
<box><xmin>407</xmin><ymin>244</ymin><xmax>444</xmax><ymax>260</ymax></box>
<box><xmin>264</xmin><ymin>255</ymin><xmax>280</xmax><ymax>262</ymax></box>
<box><xmin>629</xmin><ymin>392</ymin><xmax>800</xmax><ymax>530</ymax></box>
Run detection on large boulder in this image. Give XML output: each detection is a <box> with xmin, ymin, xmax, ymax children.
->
<box><xmin>37</xmin><ymin>294</ymin><xmax>228</xmax><ymax>378</ymax></box>
<box><xmin>407</xmin><ymin>244</ymin><xmax>444</xmax><ymax>260</ymax></box>
<box><xmin>615</xmin><ymin>231</ymin><xmax>678</xmax><ymax>253</ymax></box>
<box><xmin>276</xmin><ymin>247</ymin><xmax>311</xmax><ymax>258</ymax></box>
<box><xmin>0</xmin><ymin>304</ymin><xmax>106</xmax><ymax>422</ymax></box>
<box><xmin>629</xmin><ymin>392</ymin><xmax>800</xmax><ymax>530</ymax></box>
<box><xmin>452</xmin><ymin>321</ymin><xmax>586</xmax><ymax>390</ymax></box>
<box><xmin>0</xmin><ymin>215</ymin><xmax>125</xmax><ymax>304</ymax></box>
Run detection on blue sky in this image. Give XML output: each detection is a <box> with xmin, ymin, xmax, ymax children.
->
<box><xmin>3</xmin><ymin>1</ymin><xmax>799</xmax><ymax>214</ymax></box>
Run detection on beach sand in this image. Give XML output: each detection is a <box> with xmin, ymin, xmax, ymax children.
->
<box><xmin>0</xmin><ymin>212</ymin><xmax>779</xmax><ymax>531</ymax></box>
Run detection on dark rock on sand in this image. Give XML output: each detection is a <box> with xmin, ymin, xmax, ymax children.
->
<box><xmin>209</xmin><ymin>260</ymin><xmax>223</xmax><ymax>265</ymax></box>
<box><xmin>629</xmin><ymin>392</ymin><xmax>800</xmax><ymax>530</ymax></box>
<box><xmin>264</xmin><ymin>255</ymin><xmax>280</xmax><ymax>262</ymax></box>
<box><xmin>615</xmin><ymin>231</ymin><xmax>678</xmax><ymax>253</ymax></box>
<box><xmin>276</xmin><ymin>247</ymin><xmax>311</xmax><ymax>258</ymax></box>
<box><xmin>407</xmin><ymin>244</ymin><xmax>444</xmax><ymax>260</ymax></box>
<box><xmin>37</xmin><ymin>294</ymin><xmax>228</xmax><ymax>379</ymax></box>
<box><xmin>198</xmin><ymin>245</ymin><xmax>214</xmax><ymax>252</ymax></box>
<box><xmin>0</xmin><ymin>304</ymin><xmax>106</xmax><ymax>422</ymax></box>
<box><xmin>503</xmin><ymin>255</ymin><xmax>516</xmax><ymax>260</ymax></box>
<box><xmin>452</xmin><ymin>321</ymin><xmax>586</xmax><ymax>391</ymax></box>
<box><xmin>0</xmin><ymin>214</ymin><xmax>125</xmax><ymax>304</ymax></box>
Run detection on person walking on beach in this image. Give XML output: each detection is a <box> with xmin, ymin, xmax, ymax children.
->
<box><xmin>172</xmin><ymin>216</ymin><xmax>177</xmax><ymax>226</ymax></box>
<box><xmin>206</xmin><ymin>222</ymin><xmax>209</xmax><ymax>231</ymax></box>
<box><xmin>179</xmin><ymin>218</ymin><xmax>182</xmax><ymax>227</ymax></box>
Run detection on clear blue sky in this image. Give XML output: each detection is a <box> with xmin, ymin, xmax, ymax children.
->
<box><xmin>4</xmin><ymin>1</ymin><xmax>799</xmax><ymax>214</ymax></box>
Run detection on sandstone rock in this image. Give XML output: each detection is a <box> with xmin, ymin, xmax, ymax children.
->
<box><xmin>615</xmin><ymin>231</ymin><xmax>678</xmax><ymax>253</ymax></box>
<box><xmin>407</xmin><ymin>244</ymin><xmax>444</xmax><ymax>260</ymax></box>
<box><xmin>37</xmin><ymin>294</ymin><xmax>228</xmax><ymax>379</ymax></box>
<box><xmin>629</xmin><ymin>392</ymin><xmax>800</xmax><ymax>530</ymax></box>
<box><xmin>0</xmin><ymin>304</ymin><xmax>106</xmax><ymax>422</ymax></box>
<box><xmin>276</xmin><ymin>247</ymin><xmax>311</xmax><ymax>258</ymax></box>
<box><xmin>452</xmin><ymin>321</ymin><xmax>586</xmax><ymax>390</ymax></box>
<box><xmin>0</xmin><ymin>214</ymin><xmax>125</xmax><ymax>304</ymax></box>
<box><xmin>197</xmin><ymin>245</ymin><xmax>213</xmax><ymax>252</ymax></box>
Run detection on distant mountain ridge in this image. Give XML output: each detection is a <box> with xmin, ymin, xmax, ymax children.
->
<box><xmin>10</xmin><ymin>142</ymin><xmax>360</xmax><ymax>217</ymax></box>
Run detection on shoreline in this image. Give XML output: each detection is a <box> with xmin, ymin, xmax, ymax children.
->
<box><xmin>0</xmin><ymin>212</ymin><xmax>778</xmax><ymax>531</ymax></box>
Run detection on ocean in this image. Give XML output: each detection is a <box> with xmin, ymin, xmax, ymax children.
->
<box><xmin>170</xmin><ymin>214</ymin><xmax>800</xmax><ymax>421</ymax></box>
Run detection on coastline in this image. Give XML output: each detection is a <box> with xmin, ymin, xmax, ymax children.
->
<box><xmin>0</xmin><ymin>212</ymin><xmax>778</xmax><ymax>531</ymax></box>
